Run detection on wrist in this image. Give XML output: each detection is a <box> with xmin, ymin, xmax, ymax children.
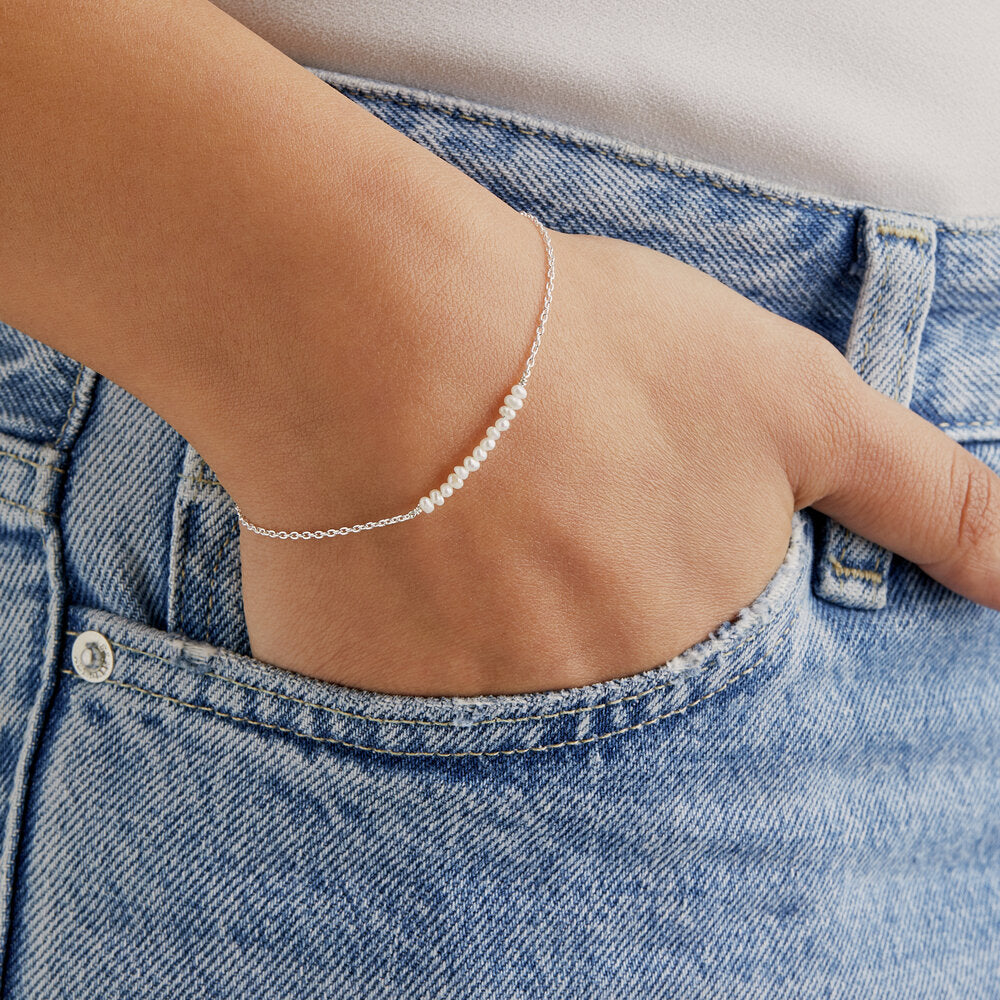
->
<box><xmin>194</xmin><ymin>145</ymin><xmax>547</xmax><ymax>534</ymax></box>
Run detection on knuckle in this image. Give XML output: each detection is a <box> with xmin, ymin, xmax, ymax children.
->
<box><xmin>948</xmin><ymin>449</ymin><xmax>1000</xmax><ymax>555</ymax></box>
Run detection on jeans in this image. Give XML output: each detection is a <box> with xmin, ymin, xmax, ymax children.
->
<box><xmin>1</xmin><ymin>65</ymin><xmax>998</xmax><ymax>998</ymax></box>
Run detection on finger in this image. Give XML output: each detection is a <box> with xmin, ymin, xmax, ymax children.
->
<box><xmin>792</xmin><ymin>355</ymin><xmax>1000</xmax><ymax>611</ymax></box>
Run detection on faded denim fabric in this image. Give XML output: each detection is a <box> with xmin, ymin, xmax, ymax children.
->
<box><xmin>1</xmin><ymin>66</ymin><xmax>999</xmax><ymax>998</ymax></box>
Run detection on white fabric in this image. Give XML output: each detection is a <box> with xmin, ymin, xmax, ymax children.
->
<box><xmin>216</xmin><ymin>0</ymin><xmax>1000</xmax><ymax>221</ymax></box>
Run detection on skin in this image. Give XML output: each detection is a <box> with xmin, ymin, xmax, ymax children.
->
<box><xmin>3</xmin><ymin>0</ymin><xmax>999</xmax><ymax>696</ymax></box>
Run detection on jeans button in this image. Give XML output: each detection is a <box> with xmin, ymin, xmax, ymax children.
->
<box><xmin>71</xmin><ymin>630</ymin><xmax>115</xmax><ymax>683</ymax></box>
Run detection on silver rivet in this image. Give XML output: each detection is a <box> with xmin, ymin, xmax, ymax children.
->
<box><xmin>71</xmin><ymin>630</ymin><xmax>114</xmax><ymax>683</ymax></box>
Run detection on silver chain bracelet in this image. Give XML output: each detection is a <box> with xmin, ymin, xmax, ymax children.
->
<box><xmin>233</xmin><ymin>210</ymin><xmax>555</xmax><ymax>540</ymax></box>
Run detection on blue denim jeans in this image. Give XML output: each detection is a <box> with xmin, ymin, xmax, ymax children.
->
<box><xmin>1</xmin><ymin>65</ymin><xmax>998</xmax><ymax>998</ymax></box>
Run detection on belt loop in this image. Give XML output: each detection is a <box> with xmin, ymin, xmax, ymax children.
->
<box><xmin>813</xmin><ymin>208</ymin><xmax>937</xmax><ymax>610</ymax></box>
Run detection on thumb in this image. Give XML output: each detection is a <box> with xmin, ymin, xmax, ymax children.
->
<box><xmin>790</xmin><ymin>350</ymin><xmax>1000</xmax><ymax>612</ymax></box>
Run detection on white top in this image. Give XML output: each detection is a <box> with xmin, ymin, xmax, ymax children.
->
<box><xmin>216</xmin><ymin>1</ymin><xmax>1000</xmax><ymax>222</ymax></box>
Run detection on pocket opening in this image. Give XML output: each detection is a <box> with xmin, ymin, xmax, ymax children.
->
<box><xmin>60</xmin><ymin>510</ymin><xmax>813</xmax><ymax>758</ymax></box>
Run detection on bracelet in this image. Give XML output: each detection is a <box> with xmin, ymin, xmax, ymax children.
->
<box><xmin>232</xmin><ymin>210</ymin><xmax>555</xmax><ymax>540</ymax></box>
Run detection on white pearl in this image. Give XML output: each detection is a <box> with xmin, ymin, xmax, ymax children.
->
<box><xmin>472</xmin><ymin>446</ymin><xmax>487</xmax><ymax>462</ymax></box>
<box><xmin>480</xmin><ymin>436</ymin><xmax>495</xmax><ymax>451</ymax></box>
<box><xmin>419</xmin><ymin>496</ymin><xmax>435</xmax><ymax>514</ymax></box>
<box><xmin>454</xmin><ymin>465</ymin><xmax>469</xmax><ymax>481</ymax></box>
<box><xmin>486</xmin><ymin>426</ymin><xmax>501</xmax><ymax>441</ymax></box>
<box><xmin>499</xmin><ymin>405</ymin><xmax>517</xmax><ymax>420</ymax></box>
<box><xmin>440</xmin><ymin>483</ymin><xmax>453</xmax><ymax>498</ymax></box>
<box><xmin>504</xmin><ymin>394</ymin><xmax>523</xmax><ymax>410</ymax></box>
<box><xmin>429</xmin><ymin>489</ymin><xmax>444</xmax><ymax>506</ymax></box>
<box><xmin>495</xmin><ymin>417</ymin><xmax>510</xmax><ymax>432</ymax></box>
<box><xmin>448</xmin><ymin>472</ymin><xmax>464</xmax><ymax>489</ymax></box>
<box><xmin>464</xmin><ymin>455</ymin><xmax>480</xmax><ymax>472</ymax></box>
<box><xmin>511</xmin><ymin>384</ymin><xmax>527</xmax><ymax>400</ymax></box>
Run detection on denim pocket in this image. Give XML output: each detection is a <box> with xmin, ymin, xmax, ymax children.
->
<box><xmin>59</xmin><ymin>498</ymin><xmax>813</xmax><ymax>759</ymax></box>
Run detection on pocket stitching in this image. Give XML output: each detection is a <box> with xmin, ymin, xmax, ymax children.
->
<box><xmin>67</xmin><ymin>606</ymin><xmax>793</xmax><ymax>729</ymax></box>
<box><xmin>936</xmin><ymin>419</ymin><xmax>1000</xmax><ymax>431</ymax></box>
<box><xmin>203</xmin><ymin>610</ymin><xmax>788</xmax><ymax>726</ymax></box>
<box><xmin>57</xmin><ymin>612</ymin><xmax>798</xmax><ymax>756</ymax></box>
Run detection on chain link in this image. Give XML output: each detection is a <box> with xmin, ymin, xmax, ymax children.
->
<box><xmin>521</xmin><ymin>221</ymin><xmax>556</xmax><ymax>384</ymax></box>
<box><xmin>234</xmin><ymin>211</ymin><xmax>554</xmax><ymax>540</ymax></box>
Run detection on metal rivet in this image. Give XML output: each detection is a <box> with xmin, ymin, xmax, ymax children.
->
<box><xmin>71</xmin><ymin>630</ymin><xmax>114</xmax><ymax>683</ymax></box>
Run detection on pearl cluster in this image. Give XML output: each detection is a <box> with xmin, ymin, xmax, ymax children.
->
<box><xmin>417</xmin><ymin>382</ymin><xmax>528</xmax><ymax>515</ymax></box>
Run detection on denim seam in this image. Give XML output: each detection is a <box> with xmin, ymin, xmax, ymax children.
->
<box><xmin>833</xmin><ymin>240</ymin><xmax>892</xmax><ymax>591</ymax></box>
<box><xmin>0</xmin><ymin>450</ymin><xmax>66</xmax><ymax>474</ymax></box>
<box><xmin>856</xmin><ymin>249</ymin><xmax>891</xmax><ymax>387</ymax></box>
<box><xmin>176</xmin><ymin>469</ymin><xmax>196</xmax><ymax>636</ymax></box>
<box><xmin>892</xmin><ymin>250</ymin><xmax>931</xmax><ymax>402</ymax></box>
<box><xmin>178</xmin><ymin>473</ymin><xmax>221</xmax><ymax>489</ymax></box>
<box><xmin>875</xmin><ymin>224</ymin><xmax>930</xmax><ymax>244</ymax></box>
<box><xmin>0</xmin><ymin>488</ymin><xmax>64</xmax><ymax>988</ymax></box>
<box><xmin>832</xmin><ymin>221</ymin><xmax>932</xmax><ymax>587</ymax></box>
<box><xmin>64</xmin><ymin>611</ymin><xmax>798</xmax><ymax>729</ymax></box>
<box><xmin>333</xmin><ymin>83</ymin><xmax>999</xmax><ymax>235</ymax></box>
<box><xmin>205</xmin><ymin>519</ymin><xmax>239</xmax><ymax>641</ymax></box>
<box><xmin>52</xmin><ymin>364</ymin><xmax>84</xmax><ymax>450</ymax></box>
<box><xmin>937</xmin><ymin>420</ymin><xmax>1000</xmax><ymax>430</ymax></box>
<box><xmin>0</xmin><ymin>495</ymin><xmax>54</xmax><ymax>519</ymax></box>
<box><xmin>866</xmin><ymin>239</ymin><xmax>931</xmax><ymax>578</ymax></box>
<box><xmin>56</xmin><ymin>615</ymin><xmax>795</xmax><ymax>755</ymax></box>
<box><xmin>215</xmin><ymin>611</ymin><xmax>794</xmax><ymax>725</ymax></box>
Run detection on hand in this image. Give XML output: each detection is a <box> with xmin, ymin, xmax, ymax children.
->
<box><xmin>230</xmin><ymin>222</ymin><xmax>1000</xmax><ymax>697</ymax></box>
